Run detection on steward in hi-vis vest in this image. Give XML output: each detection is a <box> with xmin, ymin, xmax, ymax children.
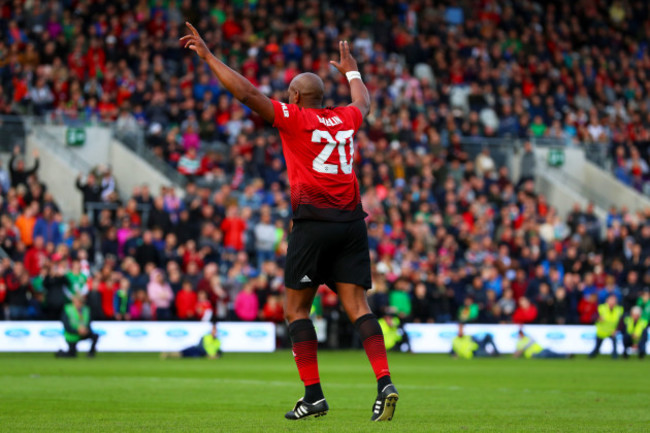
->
<box><xmin>589</xmin><ymin>294</ymin><xmax>623</xmax><ymax>359</ymax></box>
<box><xmin>56</xmin><ymin>295</ymin><xmax>99</xmax><ymax>358</ymax></box>
<box><xmin>514</xmin><ymin>329</ymin><xmax>571</xmax><ymax>359</ymax></box>
<box><xmin>622</xmin><ymin>306</ymin><xmax>648</xmax><ymax>359</ymax></box>
<box><xmin>450</xmin><ymin>323</ymin><xmax>500</xmax><ymax>359</ymax></box>
<box><xmin>162</xmin><ymin>323</ymin><xmax>223</xmax><ymax>359</ymax></box>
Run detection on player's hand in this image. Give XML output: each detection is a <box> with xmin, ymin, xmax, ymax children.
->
<box><xmin>330</xmin><ymin>40</ymin><xmax>359</xmax><ymax>75</ymax></box>
<box><xmin>180</xmin><ymin>22</ymin><xmax>211</xmax><ymax>61</ymax></box>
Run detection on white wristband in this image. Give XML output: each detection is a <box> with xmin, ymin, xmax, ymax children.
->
<box><xmin>346</xmin><ymin>71</ymin><xmax>362</xmax><ymax>83</ymax></box>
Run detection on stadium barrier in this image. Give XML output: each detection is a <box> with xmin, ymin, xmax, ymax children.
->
<box><xmin>0</xmin><ymin>321</ymin><xmax>276</xmax><ymax>353</ymax></box>
<box><xmin>404</xmin><ymin>323</ymin><xmax>645</xmax><ymax>354</ymax></box>
<box><xmin>2</xmin><ymin>322</ymin><xmax>645</xmax><ymax>355</ymax></box>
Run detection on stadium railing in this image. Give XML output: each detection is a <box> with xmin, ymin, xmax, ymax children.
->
<box><xmin>0</xmin><ymin>115</ymin><xmax>28</xmax><ymax>154</ymax></box>
<box><xmin>37</xmin><ymin>112</ymin><xmax>190</xmax><ymax>189</ymax></box>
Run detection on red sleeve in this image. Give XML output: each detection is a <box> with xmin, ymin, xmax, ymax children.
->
<box><xmin>335</xmin><ymin>105</ymin><xmax>363</xmax><ymax>132</ymax></box>
<box><xmin>271</xmin><ymin>100</ymin><xmax>300</xmax><ymax>131</ymax></box>
<box><xmin>348</xmin><ymin>105</ymin><xmax>363</xmax><ymax>131</ymax></box>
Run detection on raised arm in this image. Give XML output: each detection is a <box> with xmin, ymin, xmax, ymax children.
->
<box><xmin>330</xmin><ymin>41</ymin><xmax>370</xmax><ymax>118</ymax></box>
<box><xmin>181</xmin><ymin>22</ymin><xmax>274</xmax><ymax>124</ymax></box>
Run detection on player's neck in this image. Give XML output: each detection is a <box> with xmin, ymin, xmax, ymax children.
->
<box><xmin>297</xmin><ymin>100</ymin><xmax>322</xmax><ymax>109</ymax></box>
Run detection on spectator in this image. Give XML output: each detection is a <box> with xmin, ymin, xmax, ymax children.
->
<box><xmin>411</xmin><ymin>283</ymin><xmax>433</xmax><ymax>323</ymax></box>
<box><xmin>15</xmin><ymin>202</ymin><xmax>38</xmax><ymax>247</ymax></box>
<box><xmin>65</xmin><ymin>260</ymin><xmax>88</xmax><ymax>299</ymax></box>
<box><xmin>42</xmin><ymin>261</ymin><xmax>68</xmax><ymax>320</ymax></box>
<box><xmin>221</xmin><ymin>205</ymin><xmax>246</xmax><ymax>252</ymax></box>
<box><xmin>147</xmin><ymin>268</ymin><xmax>174</xmax><ymax>320</ymax></box>
<box><xmin>5</xmin><ymin>262</ymin><xmax>32</xmax><ymax>319</ymax></box>
<box><xmin>0</xmin><ymin>158</ymin><xmax>10</xmax><ymax>193</ymax></box>
<box><xmin>389</xmin><ymin>278</ymin><xmax>412</xmax><ymax>320</ymax></box>
<box><xmin>114</xmin><ymin>278</ymin><xmax>131</xmax><ymax>321</ymax></box>
<box><xmin>176</xmin><ymin>280</ymin><xmax>198</xmax><ymax>320</ymax></box>
<box><xmin>135</xmin><ymin>230</ymin><xmax>161</xmax><ymax>269</ymax></box>
<box><xmin>24</xmin><ymin>235</ymin><xmax>47</xmax><ymax>277</ymax></box>
<box><xmin>75</xmin><ymin>173</ymin><xmax>105</xmax><ymax>214</ymax></box>
<box><xmin>32</xmin><ymin>205</ymin><xmax>61</xmax><ymax>246</ymax></box>
<box><xmin>195</xmin><ymin>291</ymin><xmax>213</xmax><ymax>321</ymax></box>
<box><xmin>254</xmin><ymin>208</ymin><xmax>276</xmax><ymax>267</ymax></box>
<box><xmin>129</xmin><ymin>290</ymin><xmax>153</xmax><ymax>320</ymax></box>
<box><xmin>519</xmin><ymin>141</ymin><xmax>536</xmax><ymax>184</ymax></box>
<box><xmin>234</xmin><ymin>282</ymin><xmax>259</xmax><ymax>321</ymax></box>
<box><xmin>261</xmin><ymin>294</ymin><xmax>284</xmax><ymax>323</ymax></box>
<box><xmin>9</xmin><ymin>146</ymin><xmax>39</xmax><ymax>188</ymax></box>
<box><xmin>512</xmin><ymin>297</ymin><xmax>538</xmax><ymax>324</ymax></box>
<box><xmin>458</xmin><ymin>296</ymin><xmax>479</xmax><ymax>323</ymax></box>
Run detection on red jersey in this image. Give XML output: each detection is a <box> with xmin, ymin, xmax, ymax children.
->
<box><xmin>271</xmin><ymin>100</ymin><xmax>366</xmax><ymax>221</ymax></box>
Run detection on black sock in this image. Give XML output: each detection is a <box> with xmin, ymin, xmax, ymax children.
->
<box><xmin>378</xmin><ymin>375</ymin><xmax>392</xmax><ymax>392</ymax></box>
<box><xmin>304</xmin><ymin>383</ymin><xmax>324</xmax><ymax>403</ymax></box>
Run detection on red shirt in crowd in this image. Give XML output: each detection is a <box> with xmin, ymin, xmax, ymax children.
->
<box><xmin>578</xmin><ymin>297</ymin><xmax>598</xmax><ymax>324</ymax></box>
<box><xmin>512</xmin><ymin>304</ymin><xmax>538</xmax><ymax>324</ymax></box>
<box><xmin>99</xmin><ymin>280</ymin><xmax>117</xmax><ymax>318</ymax></box>
<box><xmin>24</xmin><ymin>246</ymin><xmax>48</xmax><ymax>277</ymax></box>
<box><xmin>221</xmin><ymin>217</ymin><xmax>246</xmax><ymax>251</ymax></box>
<box><xmin>176</xmin><ymin>289</ymin><xmax>197</xmax><ymax>319</ymax></box>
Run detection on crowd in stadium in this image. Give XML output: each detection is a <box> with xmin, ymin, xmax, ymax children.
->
<box><xmin>2</xmin><ymin>0</ymin><xmax>650</xmax><ymax>337</ymax></box>
<box><xmin>3</xmin><ymin>1</ymin><xmax>650</xmax><ymax>190</ymax></box>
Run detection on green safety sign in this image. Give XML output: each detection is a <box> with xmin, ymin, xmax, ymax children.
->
<box><xmin>547</xmin><ymin>147</ymin><xmax>565</xmax><ymax>167</ymax></box>
<box><xmin>66</xmin><ymin>128</ymin><xmax>86</xmax><ymax>146</ymax></box>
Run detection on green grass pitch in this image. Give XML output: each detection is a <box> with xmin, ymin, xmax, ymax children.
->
<box><xmin>1</xmin><ymin>351</ymin><xmax>648</xmax><ymax>432</ymax></box>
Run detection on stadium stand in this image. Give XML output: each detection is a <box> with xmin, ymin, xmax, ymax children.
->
<box><xmin>1</xmin><ymin>0</ymin><xmax>650</xmax><ymax>348</ymax></box>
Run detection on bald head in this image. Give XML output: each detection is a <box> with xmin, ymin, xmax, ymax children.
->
<box><xmin>288</xmin><ymin>72</ymin><xmax>324</xmax><ymax>108</ymax></box>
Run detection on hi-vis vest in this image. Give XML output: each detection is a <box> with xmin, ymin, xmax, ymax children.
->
<box><xmin>516</xmin><ymin>336</ymin><xmax>543</xmax><ymax>359</ymax></box>
<box><xmin>624</xmin><ymin>317</ymin><xmax>648</xmax><ymax>343</ymax></box>
<box><xmin>596</xmin><ymin>304</ymin><xmax>623</xmax><ymax>339</ymax></box>
<box><xmin>379</xmin><ymin>317</ymin><xmax>401</xmax><ymax>350</ymax></box>
<box><xmin>201</xmin><ymin>334</ymin><xmax>221</xmax><ymax>357</ymax></box>
<box><xmin>63</xmin><ymin>303</ymin><xmax>90</xmax><ymax>343</ymax></box>
<box><xmin>452</xmin><ymin>335</ymin><xmax>479</xmax><ymax>359</ymax></box>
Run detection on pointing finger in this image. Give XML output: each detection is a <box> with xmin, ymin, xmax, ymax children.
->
<box><xmin>186</xmin><ymin>21</ymin><xmax>199</xmax><ymax>36</ymax></box>
<box><xmin>344</xmin><ymin>40</ymin><xmax>350</xmax><ymax>57</ymax></box>
<box><xmin>339</xmin><ymin>40</ymin><xmax>344</xmax><ymax>58</ymax></box>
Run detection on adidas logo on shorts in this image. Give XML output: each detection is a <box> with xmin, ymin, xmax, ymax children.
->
<box><xmin>300</xmin><ymin>275</ymin><xmax>312</xmax><ymax>283</ymax></box>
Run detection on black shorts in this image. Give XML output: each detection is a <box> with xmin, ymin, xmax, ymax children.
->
<box><xmin>285</xmin><ymin>219</ymin><xmax>372</xmax><ymax>291</ymax></box>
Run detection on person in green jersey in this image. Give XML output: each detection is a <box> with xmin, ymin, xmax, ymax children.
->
<box><xmin>513</xmin><ymin>329</ymin><xmax>571</xmax><ymax>359</ymax></box>
<box><xmin>56</xmin><ymin>295</ymin><xmax>99</xmax><ymax>358</ymax></box>
<box><xmin>65</xmin><ymin>259</ymin><xmax>88</xmax><ymax>299</ymax></box>
<box><xmin>637</xmin><ymin>288</ymin><xmax>650</xmax><ymax>322</ymax></box>
<box><xmin>163</xmin><ymin>323</ymin><xmax>222</xmax><ymax>359</ymax></box>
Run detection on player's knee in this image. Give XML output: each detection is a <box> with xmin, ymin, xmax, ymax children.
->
<box><xmin>284</xmin><ymin>308</ymin><xmax>309</xmax><ymax>323</ymax></box>
<box><xmin>344</xmin><ymin>301</ymin><xmax>371</xmax><ymax>323</ymax></box>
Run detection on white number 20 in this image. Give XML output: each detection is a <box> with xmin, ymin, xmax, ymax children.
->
<box><xmin>311</xmin><ymin>129</ymin><xmax>354</xmax><ymax>175</ymax></box>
